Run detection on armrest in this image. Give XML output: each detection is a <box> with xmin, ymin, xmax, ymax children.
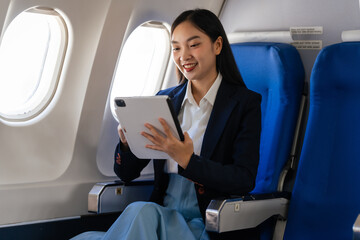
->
<box><xmin>205</xmin><ymin>192</ymin><xmax>290</xmax><ymax>233</ymax></box>
<box><xmin>354</xmin><ymin>214</ymin><xmax>360</xmax><ymax>240</ymax></box>
<box><xmin>88</xmin><ymin>180</ymin><xmax>154</xmax><ymax>214</ymax></box>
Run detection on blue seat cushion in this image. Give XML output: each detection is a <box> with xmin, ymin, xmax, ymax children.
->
<box><xmin>231</xmin><ymin>42</ymin><xmax>304</xmax><ymax>194</ymax></box>
<box><xmin>284</xmin><ymin>42</ymin><xmax>360</xmax><ymax>239</ymax></box>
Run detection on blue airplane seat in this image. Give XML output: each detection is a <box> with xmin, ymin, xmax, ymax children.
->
<box><xmin>231</xmin><ymin>42</ymin><xmax>304</xmax><ymax>194</ymax></box>
<box><xmin>284</xmin><ymin>41</ymin><xmax>360</xmax><ymax>239</ymax></box>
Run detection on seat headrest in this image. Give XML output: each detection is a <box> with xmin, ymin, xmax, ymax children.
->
<box><xmin>228</xmin><ymin>31</ymin><xmax>293</xmax><ymax>44</ymax></box>
<box><xmin>341</xmin><ymin>30</ymin><xmax>360</xmax><ymax>42</ymax></box>
<box><xmin>312</xmin><ymin>41</ymin><xmax>360</xmax><ymax>90</ymax></box>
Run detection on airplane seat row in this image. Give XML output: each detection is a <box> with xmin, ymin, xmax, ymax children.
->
<box><xmin>88</xmin><ymin>38</ymin><xmax>306</xmax><ymax>238</ymax></box>
<box><xmin>206</xmin><ymin>31</ymin><xmax>360</xmax><ymax>239</ymax></box>
<box><xmin>283</xmin><ymin>32</ymin><xmax>360</xmax><ymax>240</ymax></box>
<box><xmin>88</xmin><ymin>35</ymin><xmax>307</xmax><ymax>238</ymax></box>
<box><xmin>204</xmin><ymin>40</ymin><xmax>305</xmax><ymax>239</ymax></box>
<box><xmin>88</xmin><ymin>31</ymin><xmax>360</xmax><ymax>239</ymax></box>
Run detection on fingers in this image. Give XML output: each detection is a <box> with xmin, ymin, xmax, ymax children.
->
<box><xmin>141</xmin><ymin>130</ymin><xmax>158</xmax><ymax>144</ymax></box>
<box><xmin>144</xmin><ymin>143</ymin><xmax>163</xmax><ymax>151</ymax></box>
<box><xmin>142</xmin><ymin>120</ymin><xmax>172</xmax><ymax>150</ymax></box>
<box><xmin>183</xmin><ymin>132</ymin><xmax>194</xmax><ymax>150</ymax></box>
<box><xmin>142</xmin><ymin>119</ymin><xmax>187</xmax><ymax>157</ymax></box>
<box><xmin>142</xmin><ymin>123</ymin><xmax>194</xmax><ymax>169</ymax></box>
<box><xmin>159</xmin><ymin>118</ymin><xmax>172</xmax><ymax>137</ymax></box>
<box><xmin>141</xmin><ymin>129</ymin><xmax>165</xmax><ymax>152</ymax></box>
<box><xmin>117</xmin><ymin>125</ymin><xmax>128</xmax><ymax>145</ymax></box>
<box><xmin>183</xmin><ymin>131</ymin><xmax>190</xmax><ymax>141</ymax></box>
<box><xmin>144</xmin><ymin>123</ymin><xmax>161</xmax><ymax>137</ymax></box>
<box><xmin>142</xmin><ymin>123</ymin><xmax>164</xmax><ymax>146</ymax></box>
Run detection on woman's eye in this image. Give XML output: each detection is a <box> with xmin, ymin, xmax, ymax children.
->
<box><xmin>190</xmin><ymin>43</ymin><xmax>200</xmax><ymax>48</ymax></box>
<box><xmin>172</xmin><ymin>47</ymin><xmax>180</xmax><ymax>51</ymax></box>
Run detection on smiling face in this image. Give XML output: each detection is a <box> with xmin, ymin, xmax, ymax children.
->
<box><xmin>171</xmin><ymin>20</ymin><xmax>222</xmax><ymax>83</ymax></box>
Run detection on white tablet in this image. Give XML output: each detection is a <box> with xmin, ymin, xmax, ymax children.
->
<box><xmin>114</xmin><ymin>96</ymin><xmax>184</xmax><ymax>159</ymax></box>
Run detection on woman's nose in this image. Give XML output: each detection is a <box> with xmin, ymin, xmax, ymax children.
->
<box><xmin>180</xmin><ymin>48</ymin><xmax>191</xmax><ymax>61</ymax></box>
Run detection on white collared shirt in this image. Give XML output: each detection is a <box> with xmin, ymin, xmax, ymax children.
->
<box><xmin>165</xmin><ymin>73</ymin><xmax>223</xmax><ymax>173</ymax></box>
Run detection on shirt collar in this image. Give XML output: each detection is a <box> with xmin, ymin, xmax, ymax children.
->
<box><xmin>182</xmin><ymin>73</ymin><xmax>223</xmax><ymax>107</ymax></box>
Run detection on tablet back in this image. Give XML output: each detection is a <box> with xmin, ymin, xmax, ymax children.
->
<box><xmin>114</xmin><ymin>96</ymin><xmax>183</xmax><ymax>159</ymax></box>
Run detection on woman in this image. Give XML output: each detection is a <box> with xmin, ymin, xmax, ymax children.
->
<box><xmin>72</xmin><ymin>8</ymin><xmax>261</xmax><ymax>240</ymax></box>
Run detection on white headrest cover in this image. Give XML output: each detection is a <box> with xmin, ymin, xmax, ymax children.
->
<box><xmin>227</xmin><ymin>31</ymin><xmax>293</xmax><ymax>44</ymax></box>
<box><xmin>341</xmin><ymin>30</ymin><xmax>360</xmax><ymax>42</ymax></box>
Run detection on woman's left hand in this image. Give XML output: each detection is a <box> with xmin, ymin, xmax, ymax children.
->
<box><xmin>141</xmin><ymin>118</ymin><xmax>193</xmax><ymax>169</ymax></box>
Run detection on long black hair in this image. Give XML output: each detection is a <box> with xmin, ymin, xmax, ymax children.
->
<box><xmin>171</xmin><ymin>9</ymin><xmax>245</xmax><ymax>87</ymax></box>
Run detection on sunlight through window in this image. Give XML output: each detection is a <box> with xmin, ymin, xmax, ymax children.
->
<box><xmin>0</xmin><ymin>8</ymin><xmax>67</xmax><ymax>121</ymax></box>
<box><xmin>110</xmin><ymin>21</ymin><xmax>170</xmax><ymax>120</ymax></box>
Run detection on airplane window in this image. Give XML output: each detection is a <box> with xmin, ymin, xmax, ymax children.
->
<box><xmin>0</xmin><ymin>8</ymin><xmax>67</xmax><ymax>122</ymax></box>
<box><xmin>110</xmin><ymin>21</ymin><xmax>170</xmax><ymax>120</ymax></box>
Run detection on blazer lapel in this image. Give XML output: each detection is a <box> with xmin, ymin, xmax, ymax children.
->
<box><xmin>201</xmin><ymin>81</ymin><xmax>239</xmax><ymax>159</ymax></box>
<box><xmin>167</xmin><ymin>80</ymin><xmax>239</xmax><ymax>160</ymax></box>
<box><xmin>169</xmin><ymin>82</ymin><xmax>187</xmax><ymax>115</ymax></box>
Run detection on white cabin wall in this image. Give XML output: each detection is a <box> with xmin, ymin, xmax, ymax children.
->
<box><xmin>0</xmin><ymin>0</ymin><xmax>11</xmax><ymax>38</ymax></box>
<box><xmin>220</xmin><ymin>0</ymin><xmax>360</xmax><ymax>82</ymax></box>
<box><xmin>0</xmin><ymin>0</ymin><xmax>115</xmax><ymax>225</ymax></box>
<box><xmin>0</xmin><ymin>0</ymin><xmax>113</xmax><ymax>184</ymax></box>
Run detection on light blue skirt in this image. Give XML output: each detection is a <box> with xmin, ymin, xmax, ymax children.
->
<box><xmin>70</xmin><ymin>174</ymin><xmax>209</xmax><ymax>240</ymax></box>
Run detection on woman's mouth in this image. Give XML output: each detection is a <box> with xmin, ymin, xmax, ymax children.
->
<box><xmin>183</xmin><ymin>63</ymin><xmax>197</xmax><ymax>72</ymax></box>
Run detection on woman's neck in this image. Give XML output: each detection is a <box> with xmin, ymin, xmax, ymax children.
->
<box><xmin>190</xmin><ymin>73</ymin><xmax>218</xmax><ymax>105</ymax></box>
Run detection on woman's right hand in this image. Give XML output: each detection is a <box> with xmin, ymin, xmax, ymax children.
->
<box><xmin>117</xmin><ymin>124</ymin><xmax>130</xmax><ymax>151</ymax></box>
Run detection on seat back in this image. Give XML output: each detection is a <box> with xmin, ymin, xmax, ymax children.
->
<box><xmin>284</xmin><ymin>42</ymin><xmax>360</xmax><ymax>239</ymax></box>
<box><xmin>231</xmin><ymin>42</ymin><xmax>304</xmax><ymax>194</ymax></box>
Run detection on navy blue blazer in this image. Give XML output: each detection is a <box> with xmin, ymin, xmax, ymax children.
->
<box><xmin>114</xmin><ymin>79</ymin><xmax>261</xmax><ymax>220</ymax></box>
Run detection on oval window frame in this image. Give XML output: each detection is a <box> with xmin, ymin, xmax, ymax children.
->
<box><xmin>0</xmin><ymin>7</ymin><xmax>68</xmax><ymax>123</ymax></box>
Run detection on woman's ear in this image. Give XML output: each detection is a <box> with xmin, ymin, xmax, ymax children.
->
<box><xmin>214</xmin><ymin>36</ymin><xmax>223</xmax><ymax>55</ymax></box>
